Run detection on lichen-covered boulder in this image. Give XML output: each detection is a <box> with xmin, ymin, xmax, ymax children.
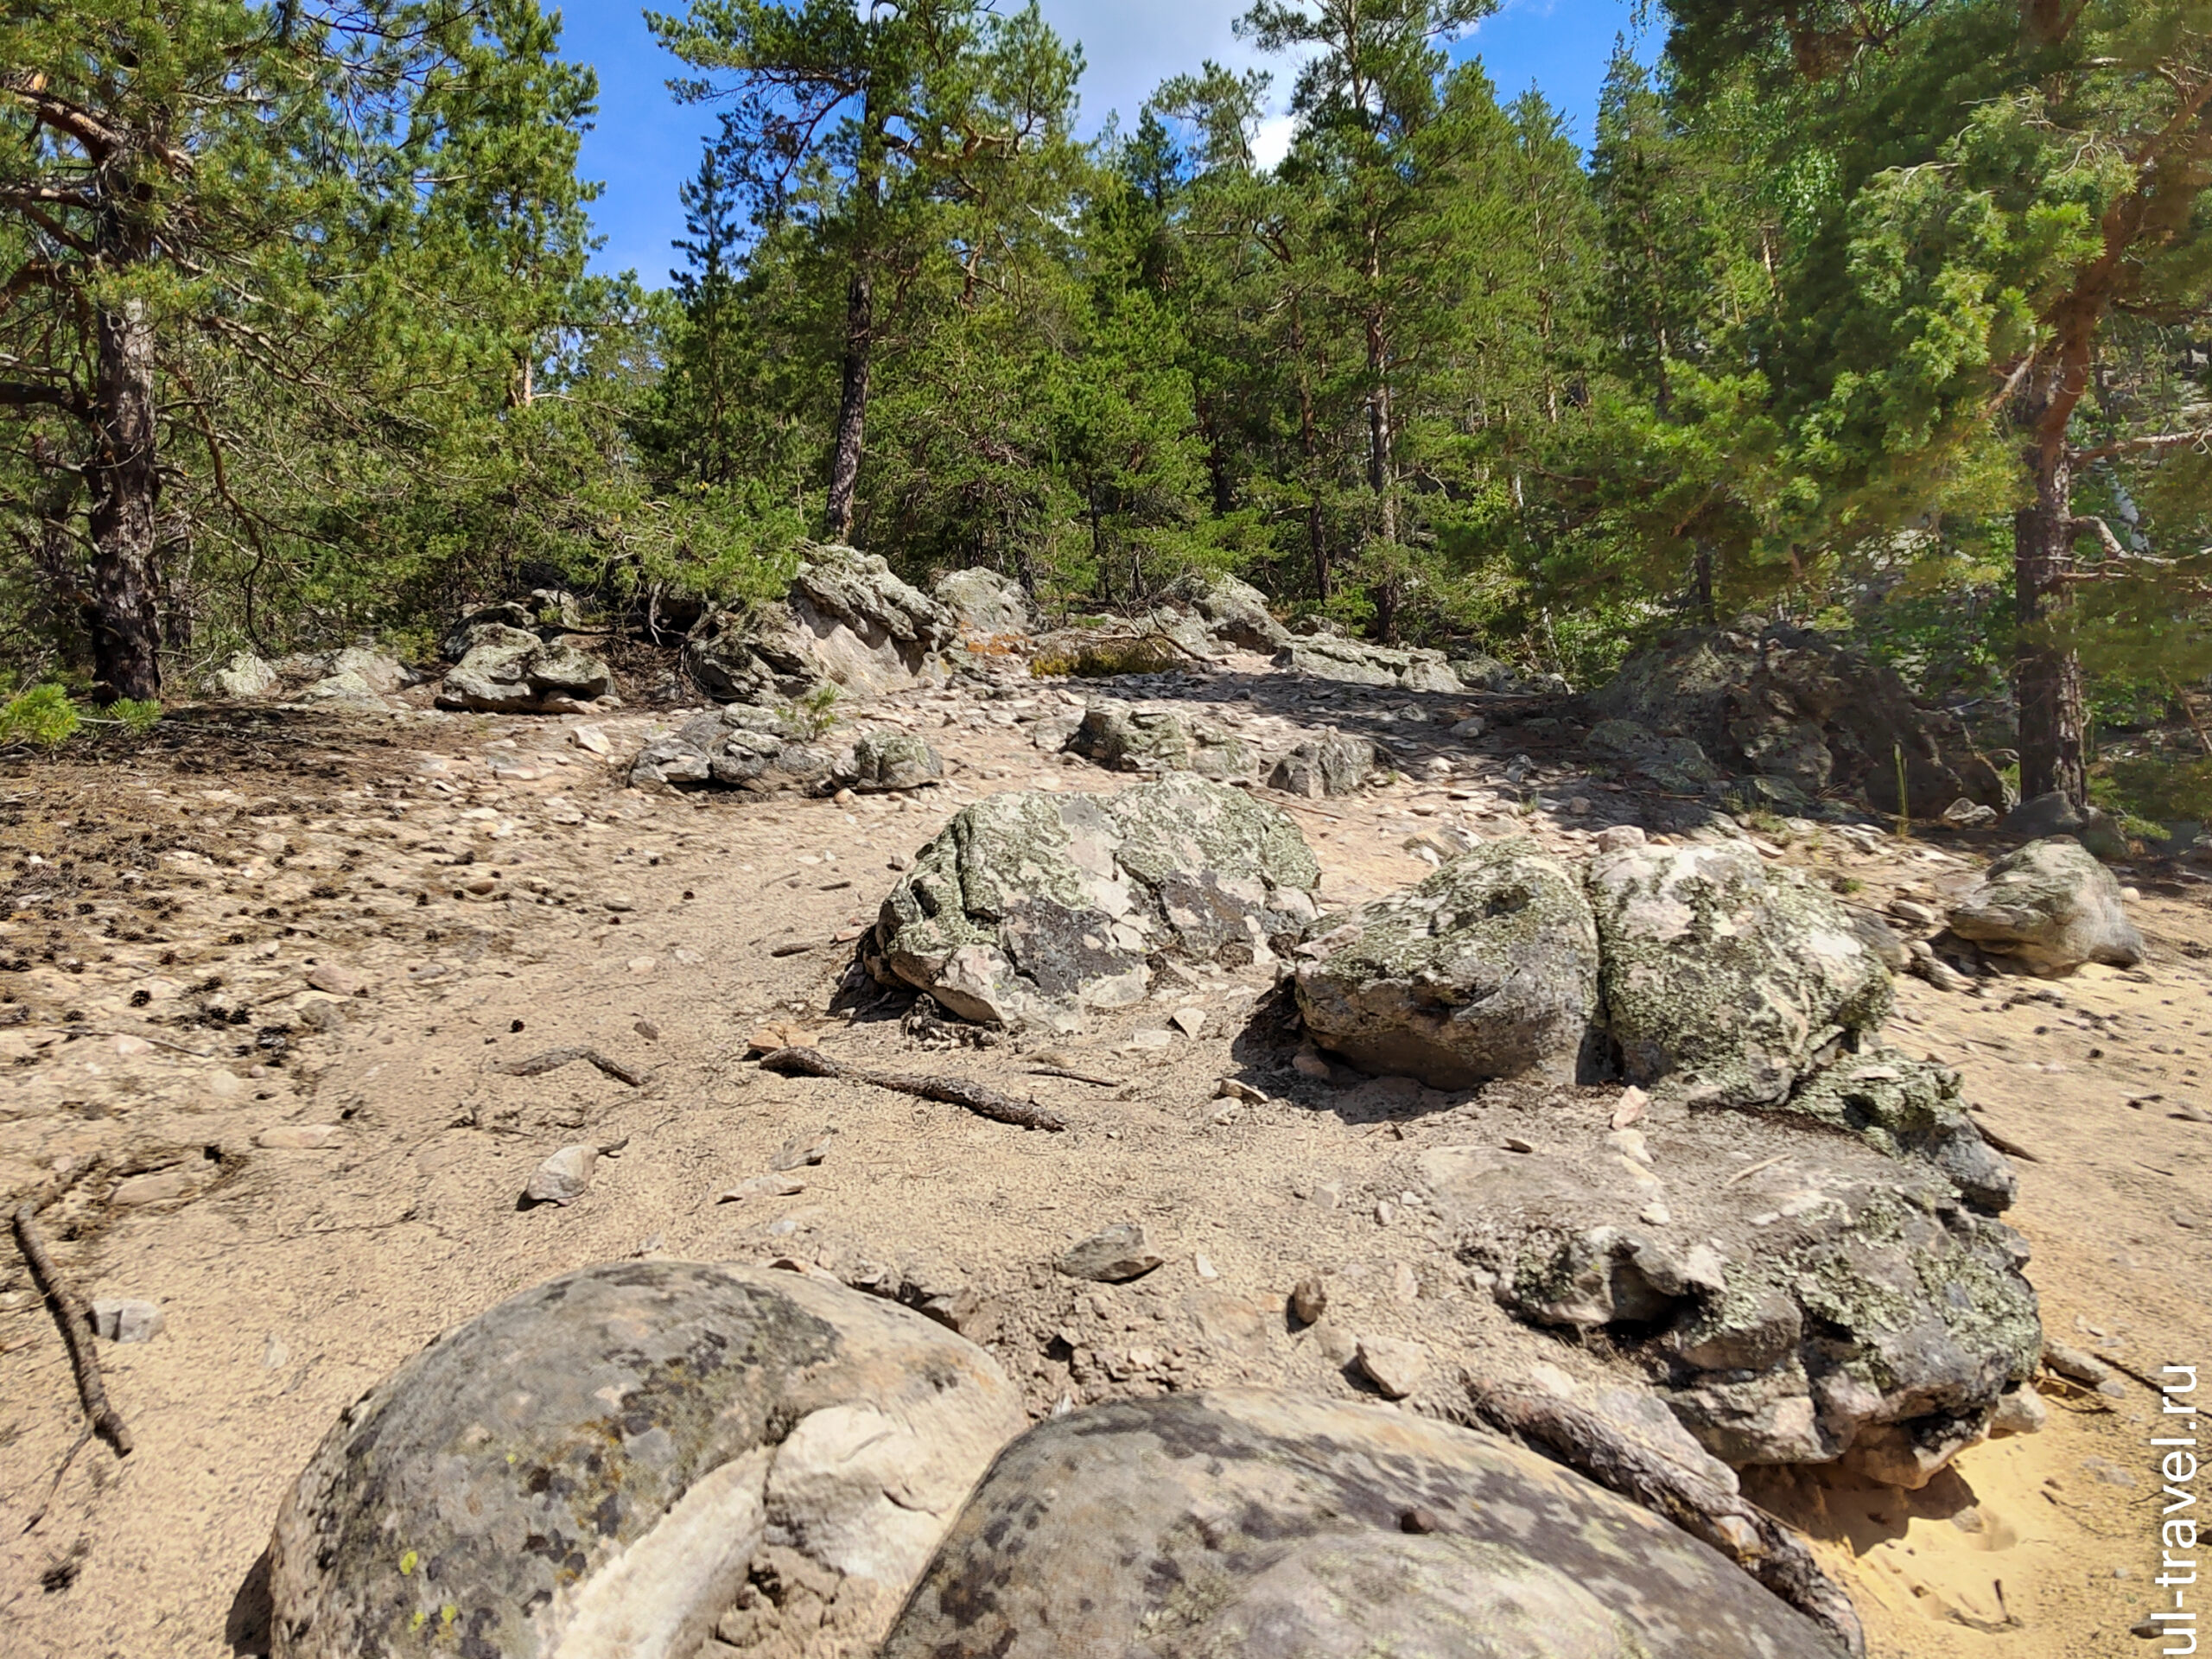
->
<box><xmin>268</xmin><ymin>1262</ymin><xmax>1025</xmax><ymax>1659</ymax></box>
<box><xmin>1273</xmin><ymin>636</ymin><xmax>1462</xmax><ymax>693</ymax></box>
<box><xmin>439</xmin><ymin>591</ymin><xmax>584</xmax><ymax>662</ymax></box>
<box><xmin>867</xmin><ymin>775</ymin><xmax>1319</xmax><ymax>1029</ymax></box>
<box><xmin>686</xmin><ymin>543</ymin><xmax>957</xmax><ymax>702</ymax></box>
<box><xmin>1587</xmin><ymin>717</ymin><xmax>1723</xmax><ymax>793</ymax></box>
<box><xmin>1064</xmin><ymin>703</ymin><xmax>1254</xmax><ymax>779</ymax></box>
<box><xmin>626</xmin><ymin>703</ymin><xmax>842</xmax><ymax>793</ymax></box>
<box><xmin>1162</xmin><ymin>570</ymin><xmax>1288</xmax><ymax>651</ymax></box>
<box><xmin>327</xmin><ymin>646</ymin><xmax>412</xmax><ymax>694</ymax></box>
<box><xmin>848</xmin><ymin>728</ymin><xmax>944</xmax><ymax>791</ymax></box>
<box><xmin>1426</xmin><ymin>1086</ymin><xmax>2040</xmax><ymax>1483</ymax></box>
<box><xmin>1267</xmin><ymin>731</ymin><xmax>1377</xmax><ymax>798</ymax></box>
<box><xmin>299</xmin><ymin>669</ymin><xmax>383</xmax><ymax>704</ymax></box>
<box><xmin>438</xmin><ymin>624</ymin><xmax>613</xmax><ymax>714</ymax></box>
<box><xmin>1780</xmin><ymin>1046</ymin><xmax>2016</xmax><ymax>1214</ymax></box>
<box><xmin>1294</xmin><ymin>840</ymin><xmax>1600</xmax><ymax>1087</ymax></box>
<box><xmin>1588</xmin><ymin>841</ymin><xmax>1892</xmax><ymax>1107</ymax></box>
<box><xmin>1947</xmin><ymin>836</ymin><xmax>2145</xmax><ymax>976</ymax></box>
<box><xmin>931</xmin><ymin>567</ymin><xmax>1033</xmax><ymax>637</ymax></box>
<box><xmin>878</xmin><ymin>1390</ymin><xmax>1846</xmax><ymax>1659</ymax></box>
<box><xmin>212</xmin><ymin>651</ymin><xmax>277</xmax><ymax>699</ymax></box>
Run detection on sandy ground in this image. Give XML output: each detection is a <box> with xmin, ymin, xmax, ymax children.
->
<box><xmin>0</xmin><ymin>656</ymin><xmax>2204</xmax><ymax>1657</ymax></box>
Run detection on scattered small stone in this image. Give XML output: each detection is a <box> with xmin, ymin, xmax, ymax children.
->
<box><xmin>1990</xmin><ymin>1387</ymin><xmax>2050</xmax><ymax>1437</ymax></box>
<box><xmin>1399</xmin><ymin>1506</ymin><xmax>1441</xmax><ymax>1534</ymax></box>
<box><xmin>1374</xmin><ymin>1201</ymin><xmax>1395</xmax><ymax>1226</ymax></box>
<box><xmin>305</xmin><ymin>963</ymin><xmax>363</xmax><ymax>996</ymax></box>
<box><xmin>747</xmin><ymin>1020</ymin><xmax>817</xmax><ymax>1055</ymax></box>
<box><xmin>91</xmin><ymin>1299</ymin><xmax>164</xmax><ymax>1344</ymax></box>
<box><xmin>1289</xmin><ymin>1276</ymin><xmax>1327</xmax><ymax>1325</ymax></box>
<box><xmin>771</xmin><ymin>1129</ymin><xmax>835</xmax><ymax>1171</ymax></box>
<box><xmin>254</xmin><ymin>1124</ymin><xmax>343</xmax><ymax>1150</ymax></box>
<box><xmin>632</xmin><ymin>1018</ymin><xmax>660</xmax><ymax>1041</ymax></box>
<box><xmin>1193</xmin><ymin>1253</ymin><xmax>1219</xmax><ymax>1281</ymax></box>
<box><xmin>1170</xmin><ymin>1006</ymin><xmax>1207</xmax><ymax>1039</ymax></box>
<box><xmin>1354</xmin><ymin>1334</ymin><xmax>1429</xmax><ymax>1399</ymax></box>
<box><xmin>1639</xmin><ymin>1201</ymin><xmax>1672</xmax><ymax>1226</ymax></box>
<box><xmin>1609</xmin><ymin>1085</ymin><xmax>1648</xmax><ymax>1128</ymax></box>
<box><xmin>715</xmin><ymin>1173</ymin><xmax>806</xmax><ymax>1204</ymax></box>
<box><xmin>1057</xmin><ymin>1223</ymin><xmax>1163</xmax><ymax>1283</ymax></box>
<box><xmin>1888</xmin><ymin>898</ymin><xmax>1942</xmax><ymax>928</ymax></box>
<box><xmin>111</xmin><ymin>1170</ymin><xmax>194</xmax><ymax>1206</ymax></box>
<box><xmin>1311</xmin><ymin>1181</ymin><xmax>1343</xmax><ymax>1210</ymax></box>
<box><xmin>1292</xmin><ymin>1048</ymin><xmax>1332</xmax><ymax>1079</ymax></box>
<box><xmin>1389</xmin><ymin>1262</ymin><xmax>1419</xmax><ymax>1302</ymax></box>
<box><xmin>523</xmin><ymin>1144</ymin><xmax>597</xmax><ymax>1206</ymax></box>
<box><xmin>1502</xmin><ymin>1136</ymin><xmax>1535</xmax><ymax>1154</ymax></box>
<box><xmin>263</xmin><ymin>1334</ymin><xmax>290</xmax><ymax>1371</ymax></box>
<box><xmin>1594</xmin><ymin>824</ymin><xmax>1646</xmax><ymax>854</ymax></box>
<box><xmin>569</xmin><ymin>723</ymin><xmax>610</xmax><ymax>755</ymax></box>
<box><xmin>1215</xmin><ymin>1077</ymin><xmax>1267</xmax><ymax>1104</ymax></box>
<box><xmin>602</xmin><ymin>894</ymin><xmax>636</xmax><ymax>912</ymax></box>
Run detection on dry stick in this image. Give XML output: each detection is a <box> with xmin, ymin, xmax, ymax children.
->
<box><xmin>12</xmin><ymin>1204</ymin><xmax>133</xmax><ymax>1458</ymax></box>
<box><xmin>1027</xmin><ymin>1065</ymin><xmax>1128</xmax><ymax>1088</ymax></box>
<box><xmin>489</xmin><ymin>1046</ymin><xmax>646</xmax><ymax>1087</ymax></box>
<box><xmin>71</xmin><ymin>1028</ymin><xmax>214</xmax><ymax>1058</ymax></box>
<box><xmin>760</xmin><ymin>1046</ymin><xmax>1066</xmax><ymax>1132</ymax></box>
<box><xmin>1462</xmin><ymin>1375</ymin><xmax>1864</xmax><ymax>1657</ymax></box>
<box><xmin>20</xmin><ymin>1429</ymin><xmax>91</xmax><ymax>1535</ymax></box>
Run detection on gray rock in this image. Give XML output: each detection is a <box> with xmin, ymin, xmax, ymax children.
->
<box><xmin>327</xmin><ymin>646</ymin><xmax>412</xmax><ymax>694</ymax></box>
<box><xmin>1948</xmin><ymin>836</ymin><xmax>2145</xmax><ymax>975</ymax></box>
<box><xmin>1587</xmin><ymin>717</ymin><xmax>1723</xmax><ymax>792</ymax></box>
<box><xmin>299</xmin><ymin>669</ymin><xmax>384</xmax><ymax>704</ymax></box>
<box><xmin>1592</xmin><ymin>621</ymin><xmax>2006</xmax><ymax>817</ymax></box>
<box><xmin>1446</xmin><ymin>648</ymin><xmax>1532</xmax><ymax>693</ymax></box>
<box><xmin>878</xmin><ymin>1391</ymin><xmax>1847</xmax><ymax>1659</ymax></box>
<box><xmin>212</xmin><ymin>652</ymin><xmax>277</xmax><ymax>699</ymax></box>
<box><xmin>523</xmin><ymin>1144</ymin><xmax>596</xmax><ymax>1205</ymax></box>
<box><xmin>1589</xmin><ymin>840</ymin><xmax>1892</xmax><ymax>1108</ymax></box>
<box><xmin>92</xmin><ymin>1298</ymin><xmax>165</xmax><ymax>1343</ymax></box>
<box><xmin>627</xmin><ymin>703</ymin><xmax>842</xmax><ymax>793</ymax></box>
<box><xmin>439</xmin><ymin>624</ymin><xmax>614</xmax><ymax>714</ymax></box>
<box><xmin>1273</xmin><ymin>636</ymin><xmax>1463</xmax><ymax>693</ymax></box>
<box><xmin>848</xmin><ymin>728</ymin><xmax>944</xmax><ymax>791</ymax></box>
<box><xmin>1353</xmin><ymin>1334</ymin><xmax>1429</xmax><ymax>1398</ymax></box>
<box><xmin>1064</xmin><ymin>703</ymin><xmax>1253</xmax><ymax>779</ymax></box>
<box><xmin>686</xmin><ymin>543</ymin><xmax>957</xmax><ymax>702</ymax></box>
<box><xmin>931</xmin><ymin>567</ymin><xmax>1033</xmax><ymax>637</ymax></box>
<box><xmin>867</xmin><ymin>774</ymin><xmax>1320</xmax><ymax>1029</ymax></box>
<box><xmin>1427</xmin><ymin>1090</ymin><xmax>2041</xmax><ymax>1478</ymax></box>
<box><xmin>1294</xmin><ymin>840</ymin><xmax>1600</xmax><ymax>1088</ymax></box>
<box><xmin>1162</xmin><ymin>571</ymin><xmax>1288</xmax><ymax>651</ymax></box>
<box><xmin>1056</xmin><ymin>1223</ymin><xmax>1163</xmax><ymax>1282</ymax></box>
<box><xmin>1268</xmin><ymin>732</ymin><xmax>1377</xmax><ymax>798</ymax></box>
<box><xmin>268</xmin><ymin>1262</ymin><xmax>1025</xmax><ymax>1659</ymax></box>
<box><xmin>1780</xmin><ymin>1047</ymin><xmax>2016</xmax><ymax>1212</ymax></box>
<box><xmin>440</xmin><ymin>590</ymin><xmax>585</xmax><ymax>662</ymax></box>
<box><xmin>2001</xmin><ymin>791</ymin><xmax>2127</xmax><ymax>860</ymax></box>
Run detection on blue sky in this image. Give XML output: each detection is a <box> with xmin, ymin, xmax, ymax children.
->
<box><xmin>556</xmin><ymin>0</ymin><xmax>1658</xmax><ymax>284</ymax></box>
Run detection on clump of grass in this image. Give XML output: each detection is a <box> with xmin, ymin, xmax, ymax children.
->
<box><xmin>0</xmin><ymin>683</ymin><xmax>80</xmax><ymax>749</ymax></box>
<box><xmin>1031</xmin><ymin>636</ymin><xmax>1182</xmax><ymax>678</ymax></box>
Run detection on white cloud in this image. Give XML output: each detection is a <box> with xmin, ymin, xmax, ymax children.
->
<box><xmin>1250</xmin><ymin>111</ymin><xmax>1297</xmax><ymax>170</ymax></box>
<box><xmin>1035</xmin><ymin>0</ymin><xmax>1262</xmax><ymax>134</ymax></box>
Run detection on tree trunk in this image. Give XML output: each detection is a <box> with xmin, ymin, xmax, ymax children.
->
<box><xmin>2013</xmin><ymin>445</ymin><xmax>2086</xmax><ymax>804</ymax></box>
<box><xmin>1363</xmin><ymin>302</ymin><xmax>1395</xmax><ymax>543</ymax></box>
<box><xmin>1690</xmin><ymin>543</ymin><xmax>1716</xmax><ymax>624</ymax></box>
<box><xmin>824</xmin><ymin>80</ymin><xmax>884</xmax><ymax>543</ymax></box>
<box><xmin>86</xmin><ymin>298</ymin><xmax>163</xmax><ymax>702</ymax></box>
<box><xmin>1290</xmin><ymin>303</ymin><xmax>1327</xmax><ymax>599</ymax></box>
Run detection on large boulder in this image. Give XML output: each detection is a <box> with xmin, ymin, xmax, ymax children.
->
<box><xmin>1063</xmin><ymin>702</ymin><xmax>1255</xmax><ymax>779</ymax></box>
<box><xmin>437</xmin><ymin>624</ymin><xmax>613</xmax><ymax>714</ymax></box>
<box><xmin>1294</xmin><ymin>840</ymin><xmax>1601</xmax><ymax>1087</ymax></box>
<box><xmin>1267</xmin><ymin>731</ymin><xmax>1378</xmax><ymax>798</ymax></box>
<box><xmin>1427</xmin><ymin>1085</ymin><xmax>2040</xmax><ymax>1484</ymax></box>
<box><xmin>2001</xmin><ymin>791</ymin><xmax>2129</xmax><ymax>861</ymax></box>
<box><xmin>1781</xmin><ymin>1046</ymin><xmax>2016</xmax><ymax>1214</ymax></box>
<box><xmin>626</xmin><ymin>703</ymin><xmax>842</xmax><ymax>793</ymax></box>
<box><xmin>327</xmin><ymin>645</ymin><xmax>412</xmax><ymax>694</ymax></box>
<box><xmin>931</xmin><ymin>567</ymin><xmax>1033</xmax><ymax>638</ymax></box>
<box><xmin>1162</xmin><ymin>570</ymin><xmax>1289</xmax><ymax>651</ymax></box>
<box><xmin>1592</xmin><ymin>621</ymin><xmax>2007</xmax><ymax>817</ymax></box>
<box><xmin>268</xmin><ymin>1262</ymin><xmax>1024</xmax><ymax>1659</ymax></box>
<box><xmin>440</xmin><ymin>590</ymin><xmax>585</xmax><ymax>662</ymax></box>
<box><xmin>848</xmin><ymin>728</ymin><xmax>944</xmax><ymax>791</ymax></box>
<box><xmin>1947</xmin><ymin>836</ymin><xmax>2145</xmax><ymax>976</ymax></box>
<box><xmin>878</xmin><ymin>1390</ymin><xmax>1847</xmax><ymax>1659</ymax></box>
<box><xmin>1587</xmin><ymin>717</ymin><xmax>1723</xmax><ymax>793</ymax></box>
<box><xmin>1588</xmin><ymin>840</ymin><xmax>1892</xmax><ymax>1107</ymax></box>
<box><xmin>866</xmin><ymin>775</ymin><xmax>1320</xmax><ymax>1029</ymax></box>
<box><xmin>687</xmin><ymin>543</ymin><xmax>958</xmax><ymax>702</ymax></box>
<box><xmin>1274</xmin><ymin>635</ymin><xmax>1461</xmax><ymax>693</ymax></box>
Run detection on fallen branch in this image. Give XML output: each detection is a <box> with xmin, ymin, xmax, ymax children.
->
<box><xmin>1461</xmin><ymin>1374</ymin><xmax>1863</xmax><ymax>1656</ymax></box>
<box><xmin>759</xmin><ymin>1046</ymin><xmax>1066</xmax><ymax>1132</ymax></box>
<box><xmin>12</xmin><ymin>1203</ymin><xmax>132</xmax><ymax>1457</ymax></box>
<box><xmin>489</xmin><ymin>1046</ymin><xmax>645</xmax><ymax>1087</ymax></box>
<box><xmin>1027</xmin><ymin>1065</ymin><xmax>1127</xmax><ymax>1088</ymax></box>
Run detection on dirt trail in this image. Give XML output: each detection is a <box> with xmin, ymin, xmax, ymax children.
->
<box><xmin>0</xmin><ymin>660</ymin><xmax>2204</xmax><ymax>1658</ymax></box>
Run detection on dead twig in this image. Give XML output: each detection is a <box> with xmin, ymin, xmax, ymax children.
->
<box><xmin>12</xmin><ymin>1203</ymin><xmax>132</xmax><ymax>1457</ymax></box>
<box><xmin>489</xmin><ymin>1046</ymin><xmax>646</xmax><ymax>1087</ymax></box>
<box><xmin>1461</xmin><ymin>1375</ymin><xmax>1863</xmax><ymax>1656</ymax></box>
<box><xmin>760</xmin><ymin>1046</ymin><xmax>1067</xmax><ymax>1132</ymax></box>
<box><xmin>1027</xmin><ymin>1065</ymin><xmax>1127</xmax><ymax>1088</ymax></box>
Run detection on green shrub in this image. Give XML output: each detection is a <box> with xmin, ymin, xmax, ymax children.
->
<box><xmin>111</xmin><ymin>698</ymin><xmax>164</xmax><ymax>735</ymax></box>
<box><xmin>0</xmin><ymin>683</ymin><xmax>81</xmax><ymax>749</ymax></box>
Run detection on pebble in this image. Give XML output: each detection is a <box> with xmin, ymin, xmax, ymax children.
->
<box><xmin>111</xmin><ymin>1170</ymin><xmax>195</xmax><ymax>1206</ymax></box>
<box><xmin>1292</xmin><ymin>1049</ymin><xmax>1332</xmax><ymax>1079</ymax></box>
<box><xmin>1888</xmin><ymin>898</ymin><xmax>1943</xmax><ymax>928</ymax></box>
<box><xmin>254</xmin><ymin>1124</ymin><xmax>343</xmax><ymax>1150</ymax></box>
<box><xmin>1389</xmin><ymin>1262</ymin><xmax>1419</xmax><ymax>1302</ymax></box>
<box><xmin>1374</xmin><ymin>1201</ymin><xmax>1395</xmax><ymax>1226</ymax></box>
<box><xmin>603</xmin><ymin>894</ymin><xmax>636</xmax><ymax>912</ymax></box>
<box><xmin>1594</xmin><ymin>824</ymin><xmax>1646</xmax><ymax>854</ymax></box>
<box><xmin>1169</xmin><ymin>1007</ymin><xmax>1207</xmax><ymax>1039</ymax></box>
<box><xmin>91</xmin><ymin>1299</ymin><xmax>165</xmax><ymax>1343</ymax></box>
<box><xmin>1354</xmin><ymin>1335</ymin><xmax>1430</xmax><ymax>1400</ymax></box>
<box><xmin>112</xmin><ymin>1034</ymin><xmax>149</xmax><ymax>1058</ymax></box>
<box><xmin>1639</xmin><ymin>1201</ymin><xmax>1672</xmax><ymax>1226</ymax></box>
<box><xmin>569</xmin><ymin>723</ymin><xmax>610</xmax><ymax>755</ymax></box>
<box><xmin>1990</xmin><ymin>1387</ymin><xmax>2050</xmax><ymax>1437</ymax></box>
<box><xmin>626</xmin><ymin>956</ymin><xmax>658</xmax><ymax>976</ymax></box>
<box><xmin>1193</xmin><ymin>1253</ymin><xmax>1219</xmax><ymax>1281</ymax></box>
<box><xmin>1610</xmin><ymin>1085</ymin><xmax>1649</xmax><ymax>1128</ymax></box>
<box><xmin>1290</xmin><ymin>1276</ymin><xmax>1328</xmax><ymax>1324</ymax></box>
<box><xmin>1311</xmin><ymin>1181</ymin><xmax>1342</xmax><ymax>1210</ymax></box>
<box><xmin>524</xmin><ymin>1144</ymin><xmax>597</xmax><ymax>1206</ymax></box>
<box><xmin>633</xmin><ymin>1018</ymin><xmax>661</xmax><ymax>1041</ymax></box>
<box><xmin>1057</xmin><ymin>1223</ymin><xmax>1164</xmax><ymax>1283</ymax></box>
<box><xmin>715</xmin><ymin>1173</ymin><xmax>806</xmax><ymax>1203</ymax></box>
<box><xmin>1215</xmin><ymin>1077</ymin><xmax>1267</xmax><ymax>1104</ymax></box>
<box><xmin>263</xmin><ymin>1334</ymin><xmax>290</xmax><ymax>1371</ymax></box>
<box><xmin>771</xmin><ymin>1130</ymin><xmax>835</xmax><ymax>1171</ymax></box>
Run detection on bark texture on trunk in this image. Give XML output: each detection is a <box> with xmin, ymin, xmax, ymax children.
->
<box><xmin>823</xmin><ymin>262</ymin><xmax>873</xmax><ymax>542</ymax></box>
<box><xmin>86</xmin><ymin>298</ymin><xmax>162</xmax><ymax>702</ymax></box>
<box><xmin>1289</xmin><ymin>304</ymin><xmax>1327</xmax><ymax>600</ymax></box>
<box><xmin>2014</xmin><ymin>447</ymin><xmax>2086</xmax><ymax>804</ymax></box>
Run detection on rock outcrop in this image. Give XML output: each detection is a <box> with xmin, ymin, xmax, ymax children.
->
<box><xmin>439</xmin><ymin>590</ymin><xmax>587</xmax><ymax>662</ymax></box>
<box><xmin>932</xmin><ymin>567</ymin><xmax>1033</xmax><ymax>638</ymax></box>
<box><xmin>848</xmin><ymin>728</ymin><xmax>944</xmax><ymax>791</ymax></box>
<box><xmin>212</xmin><ymin>652</ymin><xmax>278</xmax><ymax>699</ymax></box>
<box><xmin>1162</xmin><ymin>570</ymin><xmax>1289</xmax><ymax>651</ymax></box>
<box><xmin>1063</xmin><ymin>702</ymin><xmax>1255</xmax><ymax>779</ymax></box>
<box><xmin>1267</xmin><ymin>731</ymin><xmax>1378</xmax><ymax>798</ymax></box>
<box><xmin>866</xmin><ymin>775</ymin><xmax>1319</xmax><ymax>1028</ymax></box>
<box><xmin>1948</xmin><ymin>836</ymin><xmax>2146</xmax><ymax>975</ymax></box>
<box><xmin>1274</xmin><ymin>635</ymin><xmax>1462</xmax><ymax>693</ymax></box>
<box><xmin>1427</xmin><ymin>1087</ymin><xmax>2040</xmax><ymax>1483</ymax></box>
<box><xmin>268</xmin><ymin>1262</ymin><xmax>1025</xmax><ymax>1659</ymax></box>
<box><xmin>1588</xmin><ymin>840</ymin><xmax>1892</xmax><ymax>1107</ymax></box>
<box><xmin>686</xmin><ymin>543</ymin><xmax>957</xmax><ymax>702</ymax></box>
<box><xmin>437</xmin><ymin>624</ymin><xmax>614</xmax><ymax>714</ymax></box>
<box><xmin>1592</xmin><ymin>621</ymin><xmax>2007</xmax><ymax>817</ymax></box>
<box><xmin>878</xmin><ymin>1390</ymin><xmax>1847</xmax><ymax>1659</ymax></box>
<box><xmin>1294</xmin><ymin>839</ymin><xmax>1601</xmax><ymax>1087</ymax></box>
<box><xmin>626</xmin><ymin>703</ymin><xmax>844</xmax><ymax>792</ymax></box>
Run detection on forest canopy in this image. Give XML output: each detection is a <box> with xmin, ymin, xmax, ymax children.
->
<box><xmin>4</xmin><ymin>0</ymin><xmax>2211</xmax><ymax>815</ymax></box>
